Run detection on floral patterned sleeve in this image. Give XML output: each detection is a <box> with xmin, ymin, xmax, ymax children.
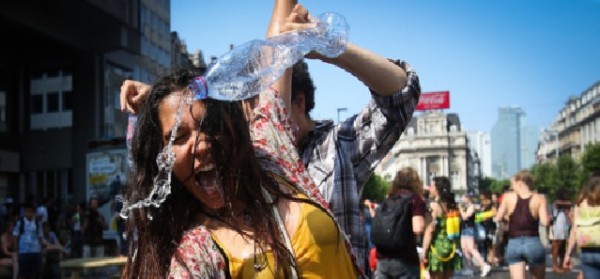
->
<box><xmin>168</xmin><ymin>226</ymin><xmax>227</xmax><ymax>279</ymax></box>
<box><xmin>249</xmin><ymin>88</ymin><xmax>327</xmax><ymax>207</ymax></box>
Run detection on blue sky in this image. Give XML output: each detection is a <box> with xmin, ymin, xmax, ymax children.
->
<box><xmin>171</xmin><ymin>0</ymin><xmax>600</xmax><ymax>133</ymax></box>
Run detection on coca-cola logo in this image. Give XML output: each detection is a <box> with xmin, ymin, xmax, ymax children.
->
<box><xmin>417</xmin><ymin>91</ymin><xmax>450</xmax><ymax>110</ymax></box>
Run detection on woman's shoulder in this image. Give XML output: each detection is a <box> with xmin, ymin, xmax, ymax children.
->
<box><xmin>169</xmin><ymin>225</ymin><xmax>227</xmax><ymax>278</ymax></box>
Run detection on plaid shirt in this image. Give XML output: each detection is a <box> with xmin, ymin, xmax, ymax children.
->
<box><xmin>298</xmin><ymin>60</ymin><xmax>420</xmax><ymax>268</ymax></box>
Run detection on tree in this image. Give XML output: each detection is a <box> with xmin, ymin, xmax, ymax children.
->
<box><xmin>531</xmin><ymin>162</ymin><xmax>557</xmax><ymax>196</ymax></box>
<box><xmin>581</xmin><ymin>142</ymin><xmax>600</xmax><ymax>174</ymax></box>
<box><xmin>361</xmin><ymin>173</ymin><xmax>389</xmax><ymax>203</ymax></box>
<box><xmin>479</xmin><ymin>176</ymin><xmax>509</xmax><ymax>194</ymax></box>
<box><xmin>555</xmin><ymin>155</ymin><xmax>581</xmax><ymax>195</ymax></box>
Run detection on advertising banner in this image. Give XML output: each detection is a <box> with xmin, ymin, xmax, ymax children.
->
<box><xmin>417</xmin><ymin>91</ymin><xmax>450</xmax><ymax>110</ymax></box>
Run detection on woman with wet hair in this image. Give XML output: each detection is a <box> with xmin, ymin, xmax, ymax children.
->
<box><xmin>119</xmin><ymin>2</ymin><xmax>362</xmax><ymax>276</ymax></box>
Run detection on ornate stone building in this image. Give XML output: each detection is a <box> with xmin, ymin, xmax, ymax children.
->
<box><xmin>376</xmin><ymin>112</ymin><xmax>478</xmax><ymax>193</ymax></box>
<box><xmin>538</xmin><ymin>81</ymin><xmax>600</xmax><ymax>162</ymax></box>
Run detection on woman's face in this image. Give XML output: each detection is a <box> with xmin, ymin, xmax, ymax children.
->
<box><xmin>159</xmin><ymin>92</ymin><xmax>224</xmax><ymax>209</ymax></box>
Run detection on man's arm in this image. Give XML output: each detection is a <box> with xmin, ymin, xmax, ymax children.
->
<box><xmin>319</xmin><ymin>44</ymin><xmax>407</xmax><ymax>96</ymax></box>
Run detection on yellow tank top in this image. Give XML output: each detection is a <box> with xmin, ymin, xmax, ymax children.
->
<box><xmin>213</xmin><ymin>198</ymin><xmax>357</xmax><ymax>278</ymax></box>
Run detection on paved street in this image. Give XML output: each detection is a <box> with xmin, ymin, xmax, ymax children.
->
<box><xmin>452</xmin><ymin>266</ymin><xmax>579</xmax><ymax>279</ymax></box>
<box><xmin>450</xmin><ymin>244</ymin><xmax>581</xmax><ymax>279</ymax></box>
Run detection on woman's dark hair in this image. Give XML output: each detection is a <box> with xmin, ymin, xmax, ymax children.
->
<box><xmin>433</xmin><ymin>176</ymin><xmax>456</xmax><ymax>210</ymax></box>
<box><xmin>479</xmin><ymin>189</ymin><xmax>491</xmax><ymax>200</ymax></box>
<box><xmin>123</xmin><ymin>69</ymin><xmax>296</xmax><ymax>278</ymax></box>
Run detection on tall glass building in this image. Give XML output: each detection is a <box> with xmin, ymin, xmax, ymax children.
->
<box><xmin>491</xmin><ymin>107</ymin><xmax>538</xmax><ymax>179</ymax></box>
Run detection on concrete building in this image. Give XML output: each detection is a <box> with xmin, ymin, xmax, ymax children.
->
<box><xmin>537</xmin><ymin>81</ymin><xmax>600</xmax><ymax>161</ymax></box>
<box><xmin>376</xmin><ymin>112</ymin><xmax>477</xmax><ymax>193</ymax></box>
<box><xmin>467</xmin><ymin>131</ymin><xmax>492</xmax><ymax>178</ymax></box>
<box><xmin>491</xmin><ymin>107</ymin><xmax>538</xmax><ymax>179</ymax></box>
<box><xmin>0</xmin><ymin>0</ymin><xmax>171</xmax><ymax>204</ymax></box>
<box><xmin>171</xmin><ymin>31</ymin><xmax>195</xmax><ymax>71</ymax></box>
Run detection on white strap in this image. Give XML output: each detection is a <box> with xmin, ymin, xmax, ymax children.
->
<box><xmin>261</xmin><ymin>187</ymin><xmax>299</xmax><ymax>279</ymax></box>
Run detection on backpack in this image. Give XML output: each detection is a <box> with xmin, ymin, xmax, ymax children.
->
<box><xmin>370</xmin><ymin>194</ymin><xmax>413</xmax><ymax>254</ymax></box>
<box><xmin>575</xmin><ymin>206</ymin><xmax>600</xmax><ymax>248</ymax></box>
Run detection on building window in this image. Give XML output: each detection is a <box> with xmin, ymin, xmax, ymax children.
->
<box><xmin>29</xmin><ymin>70</ymin><xmax>73</xmax><ymax>130</ymax></box>
<box><xmin>32</xmin><ymin>95</ymin><xmax>44</xmax><ymax>113</ymax></box>
<box><xmin>62</xmin><ymin>91</ymin><xmax>72</xmax><ymax>111</ymax></box>
<box><xmin>47</xmin><ymin>92</ymin><xmax>59</xmax><ymax>113</ymax></box>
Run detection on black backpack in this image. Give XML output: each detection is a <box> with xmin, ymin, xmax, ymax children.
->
<box><xmin>370</xmin><ymin>194</ymin><xmax>414</xmax><ymax>254</ymax></box>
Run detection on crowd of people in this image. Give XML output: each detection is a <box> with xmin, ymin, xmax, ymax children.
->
<box><xmin>0</xmin><ymin>195</ymin><xmax>121</xmax><ymax>279</ymax></box>
<box><xmin>363</xmin><ymin>169</ymin><xmax>600</xmax><ymax>279</ymax></box>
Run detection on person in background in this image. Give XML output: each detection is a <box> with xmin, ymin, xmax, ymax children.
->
<box><xmin>68</xmin><ymin>202</ymin><xmax>84</xmax><ymax>258</ymax></box>
<box><xmin>422</xmin><ymin>177</ymin><xmax>462</xmax><ymax>279</ymax></box>
<box><xmin>12</xmin><ymin>203</ymin><xmax>45</xmax><ymax>279</ymax></box>
<box><xmin>1</xmin><ymin>220</ymin><xmax>18</xmax><ymax>279</ymax></box>
<box><xmin>458</xmin><ymin>193</ymin><xmax>492</xmax><ymax>277</ymax></box>
<box><xmin>477</xmin><ymin>190</ymin><xmax>496</xmax><ymax>265</ymax></box>
<box><xmin>41</xmin><ymin>222</ymin><xmax>68</xmax><ymax>279</ymax></box>
<box><xmin>494</xmin><ymin>185</ymin><xmax>511</xmax><ymax>266</ymax></box>
<box><xmin>82</xmin><ymin>198</ymin><xmax>106</xmax><ymax>258</ymax></box>
<box><xmin>564</xmin><ymin>171</ymin><xmax>600</xmax><ymax>278</ymax></box>
<box><xmin>549</xmin><ymin>187</ymin><xmax>572</xmax><ymax>272</ymax></box>
<box><xmin>495</xmin><ymin>170</ymin><xmax>548</xmax><ymax>279</ymax></box>
<box><xmin>364</xmin><ymin>199</ymin><xmax>377</xmax><ymax>249</ymax></box>
<box><xmin>374</xmin><ymin>167</ymin><xmax>425</xmax><ymax>279</ymax></box>
<box><xmin>0</xmin><ymin>198</ymin><xmax>14</xmax><ymax>231</ymax></box>
<box><xmin>36</xmin><ymin>198</ymin><xmax>49</xmax><ymax>225</ymax></box>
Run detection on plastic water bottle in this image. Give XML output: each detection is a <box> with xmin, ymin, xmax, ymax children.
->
<box><xmin>189</xmin><ymin>12</ymin><xmax>349</xmax><ymax>101</ymax></box>
<box><xmin>126</xmin><ymin>114</ymin><xmax>137</xmax><ymax>171</ymax></box>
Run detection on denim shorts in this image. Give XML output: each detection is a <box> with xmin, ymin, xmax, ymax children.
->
<box><xmin>505</xmin><ymin>236</ymin><xmax>545</xmax><ymax>266</ymax></box>
<box><xmin>461</xmin><ymin>227</ymin><xmax>475</xmax><ymax>237</ymax></box>
<box><xmin>580</xmin><ymin>248</ymin><xmax>600</xmax><ymax>279</ymax></box>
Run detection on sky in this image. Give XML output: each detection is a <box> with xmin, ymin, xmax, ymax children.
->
<box><xmin>171</xmin><ymin>0</ymin><xmax>600</xmax><ymax>133</ymax></box>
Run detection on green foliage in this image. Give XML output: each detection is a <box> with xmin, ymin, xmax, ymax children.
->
<box><xmin>479</xmin><ymin>176</ymin><xmax>510</xmax><ymax>194</ymax></box>
<box><xmin>581</xmin><ymin>142</ymin><xmax>600</xmax><ymax>175</ymax></box>
<box><xmin>531</xmin><ymin>162</ymin><xmax>557</xmax><ymax>196</ymax></box>
<box><xmin>361</xmin><ymin>173</ymin><xmax>389</xmax><ymax>203</ymax></box>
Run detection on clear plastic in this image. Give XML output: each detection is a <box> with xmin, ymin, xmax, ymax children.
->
<box><xmin>190</xmin><ymin>12</ymin><xmax>349</xmax><ymax>101</ymax></box>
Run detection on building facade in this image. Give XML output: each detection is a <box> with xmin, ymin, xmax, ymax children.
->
<box><xmin>376</xmin><ymin>112</ymin><xmax>477</xmax><ymax>193</ymax></box>
<box><xmin>537</xmin><ymin>81</ymin><xmax>600</xmax><ymax>162</ymax></box>
<box><xmin>0</xmin><ymin>0</ymin><xmax>172</xmax><ymax>205</ymax></box>
<box><xmin>467</xmin><ymin>131</ymin><xmax>492</xmax><ymax>178</ymax></box>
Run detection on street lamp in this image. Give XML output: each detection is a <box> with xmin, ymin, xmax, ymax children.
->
<box><xmin>337</xmin><ymin>107</ymin><xmax>348</xmax><ymax>123</ymax></box>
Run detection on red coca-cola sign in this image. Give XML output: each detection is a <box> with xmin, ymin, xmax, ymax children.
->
<box><xmin>416</xmin><ymin>91</ymin><xmax>450</xmax><ymax>110</ymax></box>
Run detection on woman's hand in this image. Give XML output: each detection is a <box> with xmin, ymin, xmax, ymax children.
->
<box><xmin>120</xmin><ymin>80</ymin><xmax>152</xmax><ymax>114</ymax></box>
<box><xmin>563</xmin><ymin>254</ymin><xmax>572</xmax><ymax>270</ymax></box>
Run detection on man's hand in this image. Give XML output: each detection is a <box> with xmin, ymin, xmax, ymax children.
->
<box><xmin>120</xmin><ymin>80</ymin><xmax>151</xmax><ymax>114</ymax></box>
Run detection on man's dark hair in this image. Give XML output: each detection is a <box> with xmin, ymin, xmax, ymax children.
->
<box><xmin>291</xmin><ymin>60</ymin><xmax>316</xmax><ymax>116</ymax></box>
